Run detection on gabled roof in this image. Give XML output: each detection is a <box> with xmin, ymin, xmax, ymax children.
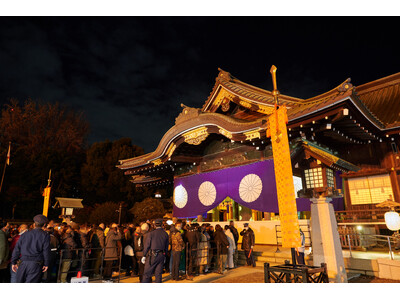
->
<box><xmin>302</xmin><ymin>140</ymin><xmax>360</xmax><ymax>172</ymax></box>
<box><xmin>118</xmin><ymin>68</ymin><xmax>400</xmax><ymax>177</ymax></box>
<box><xmin>202</xmin><ymin>68</ymin><xmax>303</xmax><ymax>113</ymax></box>
<box><xmin>286</xmin><ymin>79</ymin><xmax>355</xmax><ymax>121</ymax></box>
<box><xmin>355</xmin><ymin>72</ymin><xmax>400</xmax><ymax>128</ymax></box>
<box><xmin>204</xmin><ymin>69</ymin><xmax>400</xmax><ymax>131</ymax></box>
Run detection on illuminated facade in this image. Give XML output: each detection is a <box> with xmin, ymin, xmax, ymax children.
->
<box><xmin>118</xmin><ymin>69</ymin><xmax>400</xmax><ymax>225</ymax></box>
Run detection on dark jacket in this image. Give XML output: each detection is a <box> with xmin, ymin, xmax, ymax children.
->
<box><xmin>11</xmin><ymin>228</ymin><xmax>51</xmax><ymax>266</ymax></box>
<box><xmin>240</xmin><ymin>227</ymin><xmax>255</xmax><ymax>250</ymax></box>
<box><xmin>104</xmin><ymin>229</ymin><xmax>122</xmax><ymax>261</ymax></box>
<box><xmin>60</xmin><ymin>231</ymin><xmax>77</xmax><ymax>260</ymax></box>
<box><xmin>0</xmin><ymin>229</ymin><xmax>10</xmax><ymax>269</ymax></box>
<box><xmin>143</xmin><ymin>228</ymin><xmax>169</xmax><ymax>257</ymax></box>
<box><xmin>207</xmin><ymin>229</ymin><xmax>215</xmax><ymax>248</ymax></box>
<box><xmin>133</xmin><ymin>232</ymin><xmax>144</xmax><ymax>256</ymax></box>
<box><xmin>71</xmin><ymin>231</ymin><xmax>83</xmax><ymax>251</ymax></box>
<box><xmin>79</xmin><ymin>231</ymin><xmax>89</xmax><ymax>249</ymax></box>
<box><xmin>184</xmin><ymin>227</ymin><xmax>199</xmax><ymax>247</ymax></box>
<box><xmin>214</xmin><ymin>230</ymin><xmax>229</xmax><ymax>255</ymax></box>
<box><xmin>229</xmin><ymin>225</ymin><xmax>239</xmax><ymax>245</ymax></box>
<box><xmin>89</xmin><ymin>230</ymin><xmax>101</xmax><ymax>249</ymax></box>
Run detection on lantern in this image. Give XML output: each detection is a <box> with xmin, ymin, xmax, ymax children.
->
<box><xmin>384</xmin><ymin>211</ymin><xmax>400</xmax><ymax>231</ymax></box>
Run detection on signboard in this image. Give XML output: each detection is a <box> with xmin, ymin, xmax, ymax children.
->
<box><xmin>65</xmin><ymin>207</ymin><xmax>74</xmax><ymax>216</ymax></box>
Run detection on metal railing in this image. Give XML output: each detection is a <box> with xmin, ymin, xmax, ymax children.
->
<box><xmin>57</xmin><ymin>246</ymin><xmax>122</xmax><ymax>283</ymax></box>
<box><xmin>335</xmin><ymin>208</ymin><xmax>400</xmax><ymax>223</ymax></box>
<box><xmin>275</xmin><ymin>224</ymin><xmax>312</xmax><ymax>253</ymax></box>
<box><xmin>339</xmin><ymin>233</ymin><xmax>399</xmax><ymax>260</ymax></box>
<box><xmin>185</xmin><ymin>241</ymin><xmax>222</xmax><ymax>277</ymax></box>
<box><xmin>264</xmin><ymin>260</ymin><xmax>329</xmax><ymax>283</ymax></box>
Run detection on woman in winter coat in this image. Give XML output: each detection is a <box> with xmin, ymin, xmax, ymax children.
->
<box><xmin>60</xmin><ymin>227</ymin><xmax>77</xmax><ymax>283</ymax></box>
<box><xmin>213</xmin><ymin>224</ymin><xmax>229</xmax><ymax>274</ymax></box>
<box><xmin>197</xmin><ymin>226</ymin><xmax>209</xmax><ymax>274</ymax></box>
<box><xmin>103</xmin><ymin>224</ymin><xmax>122</xmax><ymax>281</ymax></box>
<box><xmin>224</xmin><ymin>225</ymin><xmax>236</xmax><ymax>269</ymax></box>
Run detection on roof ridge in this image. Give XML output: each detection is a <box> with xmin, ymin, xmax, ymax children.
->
<box><xmin>355</xmin><ymin>72</ymin><xmax>400</xmax><ymax>95</ymax></box>
<box><xmin>217</xmin><ymin>68</ymin><xmax>304</xmax><ymax>103</ymax></box>
<box><xmin>300</xmin><ymin>78</ymin><xmax>353</xmax><ymax>104</ymax></box>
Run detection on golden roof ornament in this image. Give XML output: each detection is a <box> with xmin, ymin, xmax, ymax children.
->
<box><xmin>175</xmin><ymin>103</ymin><xmax>201</xmax><ymax>125</ymax></box>
<box><xmin>270</xmin><ymin>65</ymin><xmax>282</xmax><ymax>143</ymax></box>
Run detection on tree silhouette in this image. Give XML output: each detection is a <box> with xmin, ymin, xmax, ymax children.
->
<box><xmin>81</xmin><ymin>138</ymin><xmax>145</xmax><ymax>207</ymax></box>
<box><xmin>0</xmin><ymin>99</ymin><xmax>88</xmax><ymax>219</ymax></box>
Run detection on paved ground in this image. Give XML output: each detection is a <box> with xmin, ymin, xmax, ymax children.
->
<box><xmin>115</xmin><ymin>267</ymin><xmax>400</xmax><ymax>283</ymax></box>
<box><xmin>117</xmin><ymin>266</ymin><xmax>264</xmax><ymax>283</ymax></box>
<box><xmin>100</xmin><ymin>245</ymin><xmax>400</xmax><ymax>283</ymax></box>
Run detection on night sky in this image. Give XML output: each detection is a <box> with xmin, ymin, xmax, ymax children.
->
<box><xmin>0</xmin><ymin>17</ymin><xmax>398</xmax><ymax>152</ymax></box>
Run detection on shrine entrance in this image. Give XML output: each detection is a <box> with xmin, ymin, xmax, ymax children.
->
<box><xmin>206</xmin><ymin>196</ymin><xmax>275</xmax><ymax>222</ymax></box>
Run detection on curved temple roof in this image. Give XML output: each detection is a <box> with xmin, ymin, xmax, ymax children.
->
<box><xmin>118</xmin><ymin>69</ymin><xmax>400</xmax><ymax>175</ymax></box>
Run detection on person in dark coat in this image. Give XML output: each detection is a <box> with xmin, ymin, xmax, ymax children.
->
<box><xmin>59</xmin><ymin>226</ymin><xmax>76</xmax><ymax>283</ymax></box>
<box><xmin>214</xmin><ymin>224</ymin><xmax>229</xmax><ymax>274</ymax></box>
<box><xmin>183</xmin><ymin>224</ymin><xmax>199</xmax><ymax>280</ymax></box>
<box><xmin>11</xmin><ymin>214</ymin><xmax>51</xmax><ymax>283</ymax></box>
<box><xmin>229</xmin><ymin>221</ymin><xmax>239</xmax><ymax>268</ymax></box>
<box><xmin>240</xmin><ymin>223</ymin><xmax>256</xmax><ymax>267</ymax></box>
<box><xmin>206</xmin><ymin>225</ymin><xmax>215</xmax><ymax>271</ymax></box>
<box><xmin>42</xmin><ymin>226</ymin><xmax>59</xmax><ymax>282</ymax></box>
<box><xmin>134</xmin><ymin>223</ymin><xmax>148</xmax><ymax>282</ymax></box>
<box><xmin>9</xmin><ymin>224</ymin><xmax>28</xmax><ymax>283</ymax></box>
<box><xmin>77</xmin><ymin>224</ymin><xmax>90</xmax><ymax>276</ymax></box>
<box><xmin>142</xmin><ymin>219</ymin><xmax>169</xmax><ymax>283</ymax></box>
<box><xmin>91</xmin><ymin>225</ymin><xmax>104</xmax><ymax>278</ymax></box>
<box><xmin>122</xmin><ymin>227</ymin><xmax>136</xmax><ymax>276</ymax></box>
<box><xmin>103</xmin><ymin>224</ymin><xmax>122</xmax><ymax>282</ymax></box>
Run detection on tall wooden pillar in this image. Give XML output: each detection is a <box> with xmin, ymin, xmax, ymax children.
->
<box><xmin>389</xmin><ymin>153</ymin><xmax>400</xmax><ymax>203</ymax></box>
<box><xmin>343</xmin><ymin>178</ymin><xmax>352</xmax><ymax>210</ymax></box>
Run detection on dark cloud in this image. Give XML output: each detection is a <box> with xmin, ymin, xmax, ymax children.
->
<box><xmin>0</xmin><ymin>17</ymin><xmax>399</xmax><ymax>152</ymax></box>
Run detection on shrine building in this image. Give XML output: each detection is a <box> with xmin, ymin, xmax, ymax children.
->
<box><xmin>118</xmin><ymin>69</ymin><xmax>400</xmax><ymax>242</ymax></box>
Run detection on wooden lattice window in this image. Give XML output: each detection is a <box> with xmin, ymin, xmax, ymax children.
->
<box><xmin>348</xmin><ymin>174</ymin><xmax>394</xmax><ymax>205</ymax></box>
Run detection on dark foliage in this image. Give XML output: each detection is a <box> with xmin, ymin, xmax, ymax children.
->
<box><xmin>129</xmin><ymin>197</ymin><xmax>165</xmax><ymax>223</ymax></box>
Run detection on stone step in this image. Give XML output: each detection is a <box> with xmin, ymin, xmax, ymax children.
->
<box><xmin>238</xmin><ymin>259</ymin><xmax>267</xmax><ymax>268</ymax></box>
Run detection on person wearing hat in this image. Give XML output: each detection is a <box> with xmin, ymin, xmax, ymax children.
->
<box><xmin>141</xmin><ymin>219</ymin><xmax>169</xmax><ymax>283</ymax></box>
<box><xmin>240</xmin><ymin>223</ymin><xmax>256</xmax><ymax>267</ymax></box>
<box><xmin>11</xmin><ymin>214</ymin><xmax>51</xmax><ymax>283</ymax></box>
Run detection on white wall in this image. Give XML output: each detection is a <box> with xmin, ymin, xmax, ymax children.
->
<box><xmin>203</xmin><ymin>219</ymin><xmax>310</xmax><ymax>245</ymax></box>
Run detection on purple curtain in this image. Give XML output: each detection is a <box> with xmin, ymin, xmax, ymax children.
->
<box><xmin>173</xmin><ymin>159</ymin><xmax>344</xmax><ymax>218</ymax></box>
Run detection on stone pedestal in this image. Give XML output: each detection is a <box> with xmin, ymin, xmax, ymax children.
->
<box><xmin>310</xmin><ymin>196</ymin><xmax>347</xmax><ymax>283</ymax></box>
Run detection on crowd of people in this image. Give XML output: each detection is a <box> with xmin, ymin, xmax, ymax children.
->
<box><xmin>0</xmin><ymin>215</ymin><xmax>256</xmax><ymax>283</ymax></box>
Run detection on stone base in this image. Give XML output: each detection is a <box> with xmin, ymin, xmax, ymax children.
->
<box><xmin>377</xmin><ymin>259</ymin><xmax>400</xmax><ymax>280</ymax></box>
